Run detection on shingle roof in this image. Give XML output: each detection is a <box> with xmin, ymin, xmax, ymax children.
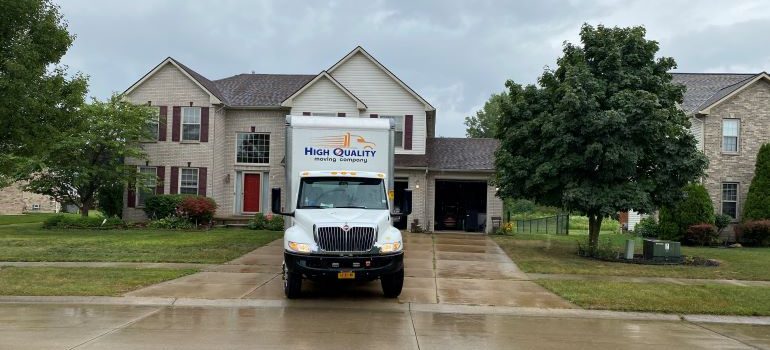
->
<box><xmin>671</xmin><ymin>73</ymin><xmax>756</xmax><ymax>114</ymax></box>
<box><xmin>172</xmin><ymin>59</ymin><xmax>228</xmax><ymax>103</ymax></box>
<box><xmin>213</xmin><ymin>74</ymin><xmax>316</xmax><ymax>107</ymax></box>
<box><xmin>395</xmin><ymin>138</ymin><xmax>499</xmax><ymax>170</ymax></box>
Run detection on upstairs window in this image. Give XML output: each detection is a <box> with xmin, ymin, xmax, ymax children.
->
<box><xmin>722</xmin><ymin>119</ymin><xmax>740</xmax><ymax>153</ymax></box>
<box><xmin>379</xmin><ymin>115</ymin><xmax>404</xmax><ymax>148</ymax></box>
<box><xmin>722</xmin><ymin>182</ymin><xmax>739</xmax><ymax>219</ymax></box>
<box><xmin>182</xmin><ymin>107</ymin><xmax>201</xmax><ymax>141</ymax></box>
<box><xmin>137</xmin><ymin>167</ymin><xmax>157</xmax><ymax>207</ymax></box>
<box><xmin>180</xmin><ymin>168</ymin><xmax>199</xmax><ymax>195</ymax></box>
<box><xmin>146</xmin><ymin>107</ymin><xmax>160</xmax><ymax>141</ymax></box>
<box><xmin>236</xmin><ymin>133</ymin><xmax>270</xmax><ymax>164</ymax></box>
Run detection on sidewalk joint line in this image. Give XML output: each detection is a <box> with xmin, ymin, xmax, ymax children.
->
<box><xmin>408</xmin><ymin>303</ymin><xmax>421</xmax><ymax>350</ymax></box>
<box><xmin>67</xmin><ymin>306</ymin><xmax>165</xmax><ymax>350</ymax></box>
<box><xmin>685</xmin><ymin>319</ymin><xmax>761</xmax><ymax>349</ymax></box>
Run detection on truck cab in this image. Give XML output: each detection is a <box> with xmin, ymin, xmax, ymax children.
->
<box><xmin>272</xmin><ymin>116</ymin><xmax>411</xmax><ymax>299</ymax></box>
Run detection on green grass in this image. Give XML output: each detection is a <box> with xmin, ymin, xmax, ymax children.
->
<box><xmin>493</xmin><ymin>233</ymin><xmax>770</xmax><ymax>280</ymax></box>
<box><xmin>0</xmin><ymin>213</ymin><xmax>61</xmax><ymax>225</ymax></box>
<box><xmin>0</xmin><ymin>224</ymin><xmax>282</xmax><ymax>263</ymax></box>
<box><xmin>0</xmin><ymin>266</ymin><xmax>196</xmax><ymax>296</ymax></box>
<box><xmin>537</xmin><ymin>280</ymin><xmax>770</xmax><ymax>316</ymax></box>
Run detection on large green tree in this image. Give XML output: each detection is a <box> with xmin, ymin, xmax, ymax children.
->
<box><xmin>464</xmin><ymin>92</ymin><xmax>509</xmax><ymax>138</ymax></box>
<box><xmin>743</xmin><ymin>143</ymin><xmax>770</xmax><ymax>221</ymax></box>
<box><xmin>0</xmin><ymin>0</ymin><xmax>87</xmax><ymax>184</ymax></box>
<box><xmin>24</xmin><ymin>95</ymin><xmax>156</xmax><ymax>217</ymax></box>
<box><xmin>495</xmin><ymin>24</ymin><xmax>707</xmax><ymax>253</ymax></box>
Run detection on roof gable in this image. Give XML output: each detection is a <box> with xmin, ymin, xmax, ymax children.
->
<box><xmin>124</xmin><ymin>57</ymin><xmax>224</xmax><ymax>104</ymax></box>
<box><xmin>699</xmin><ymin>72</ymin><xmax>770</xmax><ymax>114</ymax></box>
<box><xmin>328</xmin><ymin>46</ymin><xmax>435</xmax><ymax>111</ymax></box>
<box><xmin>281</xmin><ymin>71</ymin><xmax>366</xmax><ymax>109</ymax></box>
<box><xmin>671</xmin><ymin>72</ymin><xmax>769</xmax><ymax>114</ymax></box>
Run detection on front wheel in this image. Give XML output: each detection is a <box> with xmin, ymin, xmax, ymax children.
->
<box><xmin>381</xmin><ymin>268</ymin><xmax>404</xmax><ymax>298</ymax></box>
<box><xmin>283</xmin><ymin>263</ymin><xmax>302</xmax><ymax>299</ymax></box>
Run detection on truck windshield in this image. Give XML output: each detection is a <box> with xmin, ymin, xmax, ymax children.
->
<box><xmin>297</xmin><ymin>177</ymin><xmax>388</xmax><ymax>210</ymax></box>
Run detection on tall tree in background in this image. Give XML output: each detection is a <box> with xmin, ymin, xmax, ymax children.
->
<box><xmin>464</xmin><ymin>92</ymin><xmax>509</xmax><ymax>138</ymax></box>
<box><xmin>495</xmin><ymin>24</ymin><xmax>707</xmax><ymax>253</ymax></box>
<box><xmin>24</xmin><ymin>95</ymin><xmax>156</xmax><ymax>217</ymax></box>
<box><xmin>0</xmin><ymin>0</ymin><xmax>87</xmax><ymax>185</ymax></box>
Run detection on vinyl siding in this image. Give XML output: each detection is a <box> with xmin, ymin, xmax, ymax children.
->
<box><xmin>690</xmin><ymin>116</ymin><xmax>704</xmax><ymax>151</ymax></box>
<box><xmin>289</xmin><ymin>76</ymin><xmax>359</xmax><ymax>117</ymax></box>
<box><xmin>330</xmin><ymin>52</ymin><xmax>427</xmax><ymax>155</ymax></box>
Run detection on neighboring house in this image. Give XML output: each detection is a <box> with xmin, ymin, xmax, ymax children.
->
<box><xmin>122</xmin><ymin>46</ymin><xmax>502</xmax><ymax>233</ymax></box>
<box><xmin>673</xmin><ymin>72</ymin><xmax>770</xmax><ymax>237</ymax></box>
<box><xmin>0</xmin><ymin>182</ymin><xmax>60</xmax><ymax>215</ymax></box>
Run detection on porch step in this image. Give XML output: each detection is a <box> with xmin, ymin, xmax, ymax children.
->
<box><xmin>214</xmin><ymin>216</ymin><xmax>252</xmax><ymax>227</ymax></box>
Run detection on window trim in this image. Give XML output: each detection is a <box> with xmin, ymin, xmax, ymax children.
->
<box><xmin>378</xmin><ymin>115</ymin><xmax>405</xmax><ymax>149</ymax></box>
<box><xmin>136</xmin><ymin>166</ymin><xmax>157</xmax><ymax>208</ymax></box>
<box><xmin>234</xmin><ymin>132</ymin><xmax>271</xmax><ymax>166</ymax></box>
<box><xmin>178</xmin><ymin>167</ymin><xmax>200</xmax><ymax>195</ymax></box>
<box><xmin>721</xmin><ymin>182</ymin><xmax>739</xmax><ymax>221</ymax></box>
<box><xmin>181</xmin><ymin>106</ymin><xmax>202</xmax><ymax>142</ymax></box>
<box><xmin>722</xmin><ymin>118</ymin><xmax>740</xmax><ymax>154</ymax></box>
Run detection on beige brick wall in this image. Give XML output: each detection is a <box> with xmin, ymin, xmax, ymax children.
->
<box><xmin>0</xmin><ymin>182</ymin><xmax>58</xmax><ymax>214</ymax></box>
<box><xmin>395</xmin><ymin>169</ymin><xmax>428</xmax><ymax>230</ymax></box>
<box><xmin>703</xmin><ymin>80</ymin><xmax>770</xmax><ymax>223</ymax></box>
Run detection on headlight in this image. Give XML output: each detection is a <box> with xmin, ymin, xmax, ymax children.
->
<box><xmin>380</xmin><ymin>241</ymin><xmax>402</xmax><ymax>253</ymax></box>
<box><xmin>288</xmin><ymin>241</ymin><xmax>312</xmax><ymax>253</ymax></box>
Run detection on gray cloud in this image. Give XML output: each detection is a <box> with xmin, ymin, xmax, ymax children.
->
<box><xmin>57</xmin><ymin>0</ymin><xmax>770</xmax><ymax>137</ymax></box>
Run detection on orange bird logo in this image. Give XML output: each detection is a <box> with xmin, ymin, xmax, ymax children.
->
<box><xmin>315</xmin><ymin>132</ymin><xmax>376</xmax><ymax>149</ymax></box>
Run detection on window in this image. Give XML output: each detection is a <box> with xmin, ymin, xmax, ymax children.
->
<box><xmin>146</xmin><ymin>107</ymin><xmax>160</xmax><ymax>141</ymax></box>
<box><xmin>236</xmin><ymin>133</ymin><xmax>270</xmax><ymax>164</ymax></box>
<box><xmin>311</xmin><ymin>112</ymin><xmax>337</xmax><ymax>117</ymax></box>
<box><xmin>722</xmin><ymin>119</ymin><xmax>740</xmax><ymax>153</ymax></box>
<box><xmin>137</xmin><ymin>167</ymin><xmax>157</xmax><ymax>207</ymax></box>
<box><xmin>379</xmin><ymin>115</ymin><xmax>404</xmax><ymax>148</ymax></box>
<box><xmin>722</xmin><ymin>183</ymin><xmax>739</xmax><ymax>219</ymax></box>
<box><xmin>182</xmin><ymin>107</ymin><xmax>201</xmax><ymax>141</ymax></box>
<box><xmin>180</xmin><ymin>168</ymin><xmax>199</xmax><ymax>195</ymax></box>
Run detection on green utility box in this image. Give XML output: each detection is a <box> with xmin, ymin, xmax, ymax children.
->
<box><xmin>643</xmin><ymin>239</ymin><xmax>681</xmax><ymax>262</ymax></box>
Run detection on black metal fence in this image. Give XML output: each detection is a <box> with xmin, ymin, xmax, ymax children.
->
<box><xmin>516</xmin><ymin>214</ymin><xmax>569</xmax><ymax>235</ymax></box>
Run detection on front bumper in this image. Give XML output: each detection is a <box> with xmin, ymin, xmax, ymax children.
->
<box><xmin>284</xmin><ymin>251</ymin><xmax>404</xmax><ymax>281</ymax></box>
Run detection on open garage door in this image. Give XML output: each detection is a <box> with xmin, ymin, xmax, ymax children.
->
<box><xmin>434</xmin><ymin>180</ymin><xmax>487</xmax><ymax>232</ymax></box>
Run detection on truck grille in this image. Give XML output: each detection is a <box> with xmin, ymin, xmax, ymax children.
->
<box><xmin>316</xmin><ymin>226</ymin><xmax>376</xmax><ymax>252</ymax></box>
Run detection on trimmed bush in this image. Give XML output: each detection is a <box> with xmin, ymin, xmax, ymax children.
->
<box><xmin>684</xmin><ymin>224</ymin><xmax>718</xmax><ymax>246</ymax></box>
<box><xmin>97</xmin><ymin>182</ymin><xmax>124</xmax><ymax>218</ymax></box>
<box><xmin>248</xmin><ymin>213</ymin><xmax>285</xmax><ymax>231</ymax></box>
<box><xmin>744</xmin><ymin>143</ymin><xmax>770</xmax><ymax>221</ymax></box>
<box><xmin>715</xmin><ymin>214</ymin><xmax>732</xmax><ymax>236</ymax></box>
<box><xmin>43</xmin><ymin>215</ymin><xmax>126</xmax><ymax>229</ymax></box>
<box><xmin>659</xmin><ymin>183</ymin><xmax>715</xmax><ymax>241</ymax></box>
<box><xmin>178</xmin><ymin>196</ymin><xmax>217</xmax><ymax>225</ymax></box>
<box><xmin>143</xmin><ymin>194</ymin><xmax>188</xmax><ymax>219</ymax></box>
<box><xmin>739</xmin><ymin>220</ymin><xmax>770</xmax><ymax>246</ymax></box>
<box><xmin>634</xmin><ymin>217</ymin><xmax>659</xmax><ymax>238</ymax></box>
<box><xmin>148</xmin><ymin>216</ymin><xmax>194</xmax><ymax>230</ymax></box>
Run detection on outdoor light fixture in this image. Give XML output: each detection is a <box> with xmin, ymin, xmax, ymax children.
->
<box><xmin>415</xmin><ymin>185</ymin><xmax>420</xmax><ymax>189</ymax></box>
<box><xmin>187</xmin><ymin>162</ymin><xmax>191</xmax><ymax>167</ymax></box>
<box><xmin>145</xmin><ymin>160</ymin><xmax>149</xmax><ymax>166</ymax></box>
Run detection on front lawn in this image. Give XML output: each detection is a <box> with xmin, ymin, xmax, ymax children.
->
<box><xmin>0</xmin><ymin>224</ymin><xmax>282</xmax><ymax>263</ymax></box>
<box><xmin>538</xmin><ymin>280</ymin><xmax>770</xmax><ymax>316</ymax></box>
<box><xmin>493</xmin><ymin>233</ymin><xmax>770</xmax><ymax>281</ymax></box>
<box><xmin>0</xmin><ymin>266</ymin><xmax>196</xmax><ymax>296</ymax></box>
<box><xmin>0</xmin><ymin>213</ymin><xmax>61</xmax><ymax>226</ymax></box>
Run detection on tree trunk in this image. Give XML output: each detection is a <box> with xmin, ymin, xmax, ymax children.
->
<box><xmin>587</xmin><ymin>213</ymin><xmax>603</xmax><ymax>256</ymax></box>
<box><xmin>80</xmin><ymin>198</ymin><xmax>92</xmax><ymax>217</ymax></box>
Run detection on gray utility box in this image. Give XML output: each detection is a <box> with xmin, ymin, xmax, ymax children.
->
<box><xmin>643</xmin><ymin>239</ymin><xmax>681</xmax><ymax>261</ymax></box>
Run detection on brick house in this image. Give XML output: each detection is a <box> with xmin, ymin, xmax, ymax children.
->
<box><xmin>673</xmin><ymin>72</ymin><xmax>770</xmax><ymax>231</ymax></box>
<box><xmin>0</xmin><ymin>182</ymin><xmax>60</xmax><ymax>215</ymax></box>
<box><xmin>122</xmin><ymin>47</ymin><xmax>502</xmax><ymax>232</ymax></box>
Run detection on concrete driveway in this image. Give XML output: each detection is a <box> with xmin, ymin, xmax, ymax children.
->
<box><xmin>127</xmin><ymin>233</ymin><xmax>573</xmax><ymax>308</ymax></box>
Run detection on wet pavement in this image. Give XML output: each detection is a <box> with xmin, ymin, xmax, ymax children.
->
<box><xmin>1</xmin><ymin>302</ymin><xmax>768</xmax><ymax>349</ymax></box>
<box><xmin>127</xmin><ymin>233</ymin><xmax>574</xmax><ymax>309</ymax></box>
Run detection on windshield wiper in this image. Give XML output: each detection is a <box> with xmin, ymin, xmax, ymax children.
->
<box><xmin>334</xmin><ymin>205</ymin><xmax>368</xmax><ymax>209</ymax></box>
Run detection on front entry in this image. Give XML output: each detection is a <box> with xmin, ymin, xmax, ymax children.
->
<box><xmin>243</xmin><ymin>173</ymin><xmax>261</xmax><ymax>213</ymax></box>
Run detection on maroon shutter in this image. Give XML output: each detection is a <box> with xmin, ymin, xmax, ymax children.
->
<box><xmin>404</xmin><ymin>115</ymin><xmax>413</xmax><ymax>150</ymax></box>
<box><xmin>302</xmin><ymin>112</ymin><xmax>311</xmax><ymax>116</ymax></box>
<box><xmin>127</xmin><ymin>185</ymin><xmax>136</xmax><ymax>208</ymax></box>
<box><xmin>370</xmin><ymin>114</ymin><xmax>378</xmax><ymax>118</ymax></box>
<box><xmin>200</xmin><ymin>107</ymin><xmax>209</xmax><ymax>142</ymax></box>
<box><xmin>155</xmin><ymin>166</ymin><xmax>165</xmax><ymax>194</ymax></box>
<box><xmin>170</xmin><ymin>167</ymin><xmax>179</xmax><ymax>194</ymax></box>
<box><xmin>198</xmin><ymin>167</ymin><xmax>207</xmax><ymax>196</ymax></box>
<box><xmin>337</xmin><ymin>112</ymin><xmax>346</xmax><ymax>117</ymax></box>
<box><xmin>158</xmin><ymin>106</ymin><xmax>168</xmax><ymax>141</ymax></box>
<box><xmin>172</xmin><ymin>107</ymin><xmax>181</xmax><ymax>142</ymax></box>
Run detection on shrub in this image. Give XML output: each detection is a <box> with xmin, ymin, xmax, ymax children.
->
<box><xmin>143</xmin><ymin>194</ymin><xmax>188</xmax><ymax>220</ymax></box>
<box><xmin>43</xmin><ymin>215</ymin><xmax>125</xmax><ymax>229</ymax></box>
<box><xmin>715</xmin><ymin>214</ymin><xmax>732</xmax><ymax>235</ymax></box>
<box><xmin>148</xmin><ymin>216</ymin><xmax>194</xmax><ymax>230</ymax></box>
<box><xmin>97</xmin><ymin>182</ymin><xmax>124</xmax><ymax>218</ymax></box>
<box><xmin>659</xmin><ymin>183</ymin><xmax>715</xmax><ymax>241</ymax></box>
<box><xmin>684</xmin><ymin>224</ymin><xmax>718</xmax><ymax>246</ymax></box>
<box><xmin>739</xmin><ymin>220</ymin><xmax>770</xmax><ymax>246</ymax></box>
<box><xmin>248</xmin><ymin>213</ymin><xmax>285</xmax><ymax>231</ymax></box>
<box><xmin>178</xmin><ymin>196</ymin><xmax>217</xmax><ymax>225</ymax></box>
<box><xmin>744</xmin><ymin>143</ymin><xmax>770</xmax><ymax>221</ymax></box>
<box><xmin>634</xmin><ymin>217</ymin><xmax>659</xmax><ymax>238</ymax></box>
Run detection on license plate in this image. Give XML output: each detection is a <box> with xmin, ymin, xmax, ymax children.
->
<box><xmin>337</xmin><ymin>271</ymin><xmax>355</xmax><ymax>279</ymax></box>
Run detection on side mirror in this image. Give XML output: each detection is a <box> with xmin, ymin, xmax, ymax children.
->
<box><xmin>394</xmin><ymin>189</ymin><xmax>412</xmax><ymax>217</ymax></box>
<box><xmin>271</xmin><ymin>188</ymin><xmax>293</xmax><ymax>216</ymax></box>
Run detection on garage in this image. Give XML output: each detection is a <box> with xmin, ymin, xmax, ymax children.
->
<box><xmin>434</xmin><ymin>180</ymin><xmax>487</xmax><ymax>232</ymax></box>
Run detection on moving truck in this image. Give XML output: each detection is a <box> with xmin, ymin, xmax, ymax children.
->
<box><xmin>272</xmin><ymin>116</ymin><xmax>412</xmax><ymax>299</ymax></box>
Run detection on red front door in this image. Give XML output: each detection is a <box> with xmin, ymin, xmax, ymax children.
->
<box><xmin>243</xmin><ymin>174</ymin><xmax>261</xmax><ymax>213</ymax></box>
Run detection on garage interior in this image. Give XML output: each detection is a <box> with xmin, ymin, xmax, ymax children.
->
<box><xmin>434</xmin><ymin>180</ymin><xmax>487</xmax><ymax>232</ymax></box>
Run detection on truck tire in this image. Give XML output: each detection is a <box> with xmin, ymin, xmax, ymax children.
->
<box><xmin>283</xmin><ymin>265</ymin><xmax>302</xmax><ymax>299</ymax></box>
<box><xmin>381</xmin><ymin>268</ymin><xmax>404</xmax><ymax>298</ymax></box>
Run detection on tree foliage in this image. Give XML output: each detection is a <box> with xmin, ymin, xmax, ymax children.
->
<box><xmin>24</xmin><ymin>95</ymin><xmax>156</xmax><ymax>216</ymax></box>
<box><xmin>0</xmin><ymin>0</ymin><xmax>88</xmax><ymax>183</ymax></box>
<box><xmin>743</xmin><ymin>143</ymin><xmax>770</xmax><ymax>221</ymax></box>
<box><xmin>495</xmin><ymin>24</ymin><xmax>707</xmax><ymax>253</ymax></box>
<box><xmin>464</xmin><ymin>92</ymin><xmax>509</xmax><ymax>138</ymax></box>
<box><xmin>659</xmin><ymin>183</ymin><xmax>715</xmax><ymax>242</ymax></box>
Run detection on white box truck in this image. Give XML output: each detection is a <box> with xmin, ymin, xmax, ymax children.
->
<box><xmin>271</xmin><ymin>116</ymin><xmax>412</xmax><ymax>299</ymax></box>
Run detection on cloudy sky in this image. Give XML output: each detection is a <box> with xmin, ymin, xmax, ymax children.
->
<box><xmin>57</xmin><ymin>0</ymin><xmax>770</xmax><ymax>137</ymax></box>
